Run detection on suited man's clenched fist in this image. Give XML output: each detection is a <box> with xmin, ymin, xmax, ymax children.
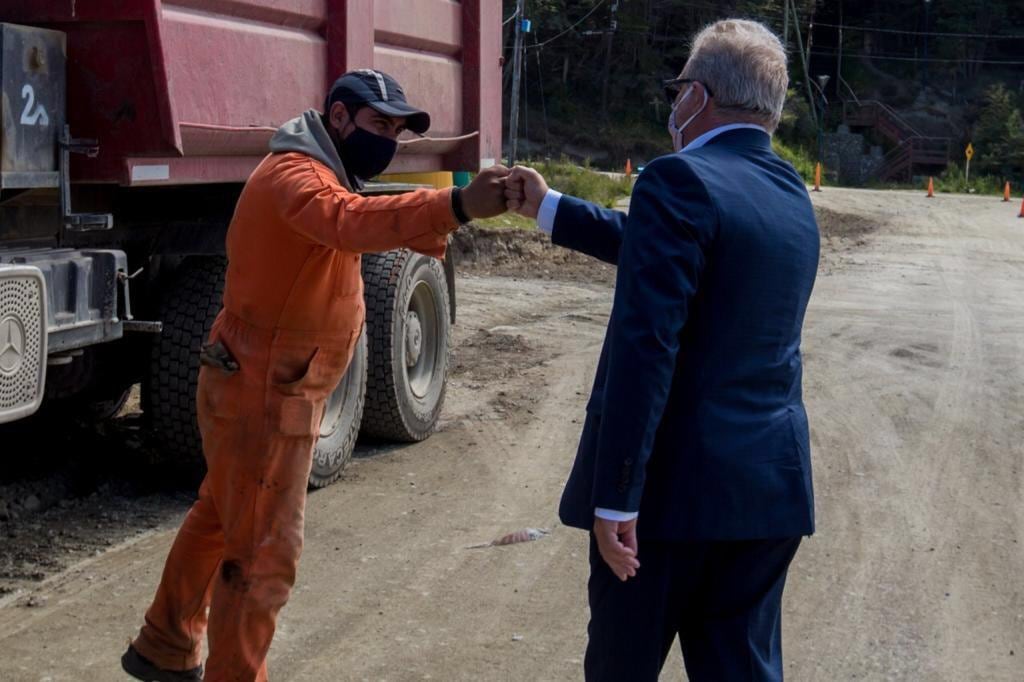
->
<box><xmin>504</xmin><ymin>166</ymin><xmax>549</xmax><ymax>220</ymax></box>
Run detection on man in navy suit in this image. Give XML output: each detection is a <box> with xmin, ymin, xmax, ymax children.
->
<box><xmin>505</xmin><ymin>19</ymin><xmax>820</xmax><ymax>681</ymax></box>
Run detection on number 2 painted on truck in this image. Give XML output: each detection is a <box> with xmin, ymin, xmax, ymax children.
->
<box><xmin>20</xmin><ymin>84</ymin><xmax>50</xmax><ymax>127</ymax></box>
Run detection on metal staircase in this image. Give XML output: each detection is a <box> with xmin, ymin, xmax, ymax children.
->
<box><xmin>840</xmin><ymin>85</ymin><xmax>950</xmax><ymax>181</ymax></box>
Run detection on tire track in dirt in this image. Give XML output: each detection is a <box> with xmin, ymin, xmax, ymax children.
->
<box><xmin>791</xmin><ymin>189</ymin><xmax>1024</xmax><ymax>681</ymax></box>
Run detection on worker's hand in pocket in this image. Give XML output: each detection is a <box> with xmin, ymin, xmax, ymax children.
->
<box><xmin>461</xmin><ymin>165</ymin><xmax>511</xmax><ymax>219</ymax></box>
<box><xmin>505</xmin><ymin>166</ymin><xmax>549</xmax><ymax>220</ymax></box>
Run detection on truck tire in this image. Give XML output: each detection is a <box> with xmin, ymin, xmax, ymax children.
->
<box><xmin>144</xmin><ymin>256</ymin><xmax>226</xmax><ymax>463</ymax></box>
<box><xmin>361</xmin><ymin>250</ymin><xmax>450</xmax><ymax>442</ymax></box>
<box><xmin>308</xmin><ymin>328</ymin><xmax>367</xmax><ymax>488</ymax></box>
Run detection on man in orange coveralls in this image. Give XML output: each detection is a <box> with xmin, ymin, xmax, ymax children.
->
<box><xmin>122</xmin><ymin>70</ymin><xmax>509</xmax><ymax>682</ymax></box>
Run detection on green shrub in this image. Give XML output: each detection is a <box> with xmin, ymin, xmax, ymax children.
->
<box><xmin>772</xmin><ymin>139</ymin><xmax>817</xmax><ymax>184</ymax></box>
<box><xmin>776</xmin><ymin>90</ymin><xmax>817</xmax><ymax>147</ymax></box>
<box><xmin>934</xmin><ymin>162</ymin><xmax>1005</xmax><ymax>196</ymax></box>
<box><xmin>868</xmin><ymin>165</ymin><xmax>1005</xmax><ymax>196</ymax></box>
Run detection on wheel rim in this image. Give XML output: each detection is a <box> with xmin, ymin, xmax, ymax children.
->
<box><xmin>405</xmin><ymin>280</ymin><xmax>439</xmax><ymax>400</ymax></box>
<box><xmin>320</xmin><ymin>363</ymin><xmax>354</xmax><ymax>439</ymax></box>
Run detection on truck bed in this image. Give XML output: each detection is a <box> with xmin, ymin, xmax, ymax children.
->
<box><xmin>1</xmin><ymin>0</ymin><xmax>501</xmax><ymax>186</ymax></box>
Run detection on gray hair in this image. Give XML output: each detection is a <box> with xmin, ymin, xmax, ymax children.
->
<box><xmin>682</xmin><ymin>19</ymin><xmax>788</xmax><ymax>132</ymax></box>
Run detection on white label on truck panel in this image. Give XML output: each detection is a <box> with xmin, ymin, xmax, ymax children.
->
<box><xmin>20</xmin><ymin>85</ymin><xmax>50</xmax><ymax>127</ymax></box>
<box><xmin>131</xmin><ymin>165</ymin><xmax>171</xmax><ymax>183</ymax></box>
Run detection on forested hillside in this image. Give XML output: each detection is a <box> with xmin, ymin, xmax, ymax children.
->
<box><xmin>502</xmin><ymin>0</ymin><xmax>1024</xmax><ymax>178</ymax></box>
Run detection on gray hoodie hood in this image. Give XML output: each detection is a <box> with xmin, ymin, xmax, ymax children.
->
<box><xmin>269</xmin><ymin>109</ymin><xmax>356</xmax><ymax>190</ymax></box>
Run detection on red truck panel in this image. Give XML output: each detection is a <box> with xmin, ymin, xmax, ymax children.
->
<box><xmin>1</xmin><ymin>0</ymin><xmax>501</xmax><ymax>185</ymax></box>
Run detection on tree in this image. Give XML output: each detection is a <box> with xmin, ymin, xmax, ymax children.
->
<box><xmin>973</xmin><ymin>84</ymin><xmax>1024</xmax><ymax>179</ymax></box>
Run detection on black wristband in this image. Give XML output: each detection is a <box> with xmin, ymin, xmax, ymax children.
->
<box><xmin>451</xmin><ymin>186</ymin><xmax>472</xmax><ymax>224</ymax></box>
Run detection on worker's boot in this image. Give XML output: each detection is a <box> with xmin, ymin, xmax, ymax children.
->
<box><xmin>121</xmin><ymin>645</ymin><xmax>202</xmax><ymax>682</ymax></box>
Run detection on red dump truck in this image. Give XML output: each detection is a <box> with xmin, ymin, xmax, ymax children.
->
<box><xmin>0</xmin><ymin>1</ymin><xmax>501</xmax><ymax>486</ymax></box>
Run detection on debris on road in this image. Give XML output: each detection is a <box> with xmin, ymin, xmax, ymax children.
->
<box><xmin>467</xmin><ymin>527</ymin><xmax>550</xmax><ymax>549</ymax></box>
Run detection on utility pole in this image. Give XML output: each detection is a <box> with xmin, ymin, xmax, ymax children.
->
<box><xmin>805</xmin><ymin>3</ymin><xmax>816</xmax><ymax>74</ymax></box>
<box><xmin>783</xmin><ymin>2</ymin><xmax>789</xmax><ymax>53</ymax></box>
<box><xmin>836</xmin><ymin>0</ymin><xmax>843</xmax><ymax>95</ymax></box>
<box><xmin>600</xmin><ymin>0</ymin><xmax>619</xmax><ymax>118</ymax></box>
<box><xmin>508</xmin><ymin>0</ymin><xmax>525</xmax><ymax>167</ymax></box>
<box><xmin>788</xmin><ymin>0</ymin><xmax>818</xmax><ymax>124</ymax></box>
<box><xmin>922</xmin><ymin>0</ymin><xmax>932</xmax><ymax>87</ymax></box>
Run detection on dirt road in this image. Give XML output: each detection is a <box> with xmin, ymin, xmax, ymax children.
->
<box><xmin>0</xmin><ymin>188</ymin><xmax>1022</xmax><ymax>680</ymax></box>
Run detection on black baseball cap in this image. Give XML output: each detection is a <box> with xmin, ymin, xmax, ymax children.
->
<box><xmin>325</xmin><ymin>69</ymin><xmax>431</xmax><ymax>134</ymax></box>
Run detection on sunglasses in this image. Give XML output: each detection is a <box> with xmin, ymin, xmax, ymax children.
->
<box><xmin>663</xmin><ymin>78</ymin><xmax>714</xmax><ymax>105</ymax></box>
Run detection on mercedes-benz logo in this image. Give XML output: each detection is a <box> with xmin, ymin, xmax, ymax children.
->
<box><xmin>0</xmin><ymin>315</ymin><xmax>26</xmax><ymax>375</ymax></box>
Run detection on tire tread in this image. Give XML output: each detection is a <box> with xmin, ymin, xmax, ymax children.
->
<box><xmin>144</xmin><ymin>257</ymin><xmax>226</xmax><ymax>463</ymax></box>
<box><xmin>360</xmin><ymin>251</ymin><xmax>449</xmax><ymax>442</ymax></box>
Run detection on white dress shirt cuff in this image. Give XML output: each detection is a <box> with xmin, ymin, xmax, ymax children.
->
<box><xmin>536</xmin><ymin>189</ymin><xmax>563</xmax><ymax>235</ymax></box>
<box><xmin>594</xmin><ymin>508</ymin><xmax>639</xmax><ymax>522</ymax></box>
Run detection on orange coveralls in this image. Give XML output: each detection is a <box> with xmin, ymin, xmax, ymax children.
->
<box><xmin>132</xmin><ymin>151</ymin><xmax>458</xmax><ymax>680</ymax></box>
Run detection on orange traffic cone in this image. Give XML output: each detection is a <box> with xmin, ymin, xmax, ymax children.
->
<box><xmin>1019</xmin><ymin>195</ymin><xmax>1024</xmax><ymax>218</ymax></box>
<box><xmin>1003</xmin><ymin>181</ymin><xmax>1011</xmax><ymax>202</ymax></box>
<box><xmin>812</xmin><ymin>162</ymin><xmax>822</xmax><ymax>192</ymax></box>
<box><xmin>625</xmin><ymin>158</ymin><xmax>633</xmax><ymax>177</ymax></box>
<box><xmin>926</xmin><ymin>177</ymin><xmax>935</xmax><ymax>198</ymax></box>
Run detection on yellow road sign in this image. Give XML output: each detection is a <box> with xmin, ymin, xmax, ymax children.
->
<box><xmin>966</xmin><ymin>143</ymin><xmax>974</xmax><ymax>160</ymax></box>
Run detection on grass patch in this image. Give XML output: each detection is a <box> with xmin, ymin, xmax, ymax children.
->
<box><xmin>772</xmin><ymin>139</ymin><xmax>817</xmax><ymax>184</ymax></box>
<box><xmin>469</xmin><ymin>158</ymin><xmax>634</xmax><ymax>231</ymax></box>
<box><xmin>933</xmin><ymin>163</ymin><xmax>1005</xmax><ymax>196</ymax></box>
<box><xmin>528</xmin><ymin>158</ymin><xmax>633</xmax><ymax>209</ymax></box>
<box><xmin>473</xmin><ymin>212</ymin><xmax>538</xmax><ymax>231</ymax></box>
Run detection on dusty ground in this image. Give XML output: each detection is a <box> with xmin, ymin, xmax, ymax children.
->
<box><xmin>0</xmin><ymin>187</ymin><xmax>1022</xmax><ymax>680</ymax></box>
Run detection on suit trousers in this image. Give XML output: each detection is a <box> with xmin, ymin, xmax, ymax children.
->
<box><xmin>585</xmin><ymin>535</ymin><xmax>802</xmax><ymax>681</ymax></box>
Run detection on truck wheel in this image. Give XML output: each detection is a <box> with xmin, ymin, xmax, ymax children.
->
<box><xmin>308</xmin><ymin>328</ymin><xmax>367</xmax><ymax>488</ymax></box>
<box><xmin>361</xmin><ymin>251</ymin><xmax>450</xmax><ymax>442</ymax></box>
<box><xmin>144</xmin><ymin>256</ymin><xmax>226</xmax><ymax>463</ymax></box>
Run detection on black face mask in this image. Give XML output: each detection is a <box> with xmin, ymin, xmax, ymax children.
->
<box><xmin>337</xmin><ymin>125</ymin><xmax>398</xmax><ymax>180</ymax></box>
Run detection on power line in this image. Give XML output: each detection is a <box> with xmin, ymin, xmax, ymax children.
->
<box><xmin>526</xmin><ymin>0</ymin><xmax>608</xmax><ymax>50</ymax></box>
<box><xmin>648</xmin><ymin>0</ymin><xmax>785</xmax><ymax>16</ymax></box>
<box><xmin>812</xmin><ymin>21</ymin><xmax>1024</xmax><ymax>41</ymax></box>
<box><xmin>522</xmin><ymin>0</ymin><xmax>787</xmax><ymax>50</ymax></box>
<box><xmin>811</xmin><ymin>48</ymin><xmax>1024</xmax><ymax>66</ymax></box>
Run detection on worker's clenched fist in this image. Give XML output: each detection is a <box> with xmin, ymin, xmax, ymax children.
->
<box><xmin>460</xmin><ymin>165</ymin><xmax>511</xmax><ymax>219</ymax></box>
<box><xmin>504</xmin><ymin>166</ymin><xmax>549</xmax><ymax>220</ymax></box>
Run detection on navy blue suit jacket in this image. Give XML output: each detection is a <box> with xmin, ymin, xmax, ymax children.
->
<box><xmin>556</xmin><ymin>128</ymin><xmax>820</xmax><ymax>541</ymax></box>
